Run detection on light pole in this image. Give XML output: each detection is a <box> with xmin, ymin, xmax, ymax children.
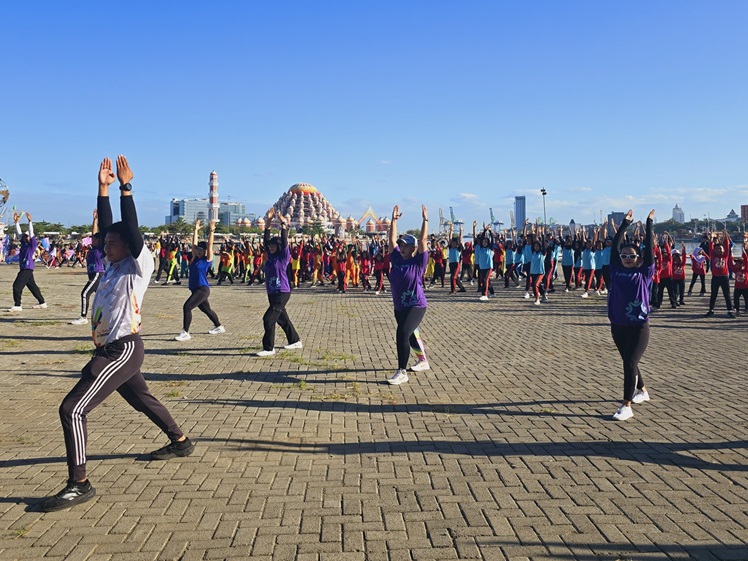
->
<box><xmin>540</xmin><ymin>188</ymin><xmax>547</xmax><ymax>226</ymax></box>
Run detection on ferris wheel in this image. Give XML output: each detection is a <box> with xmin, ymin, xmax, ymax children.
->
<box><xmin>0</xmin><ymin>178</ymin><xmax>9</xmax><ymax>217</ymax></box>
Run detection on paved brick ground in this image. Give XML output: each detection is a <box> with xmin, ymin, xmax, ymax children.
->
<box><xmin>0</xmin><ymin>267</ymin><xmax>746</xmax><ymax>561</ymax></box>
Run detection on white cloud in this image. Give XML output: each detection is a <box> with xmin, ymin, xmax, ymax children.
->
<box><xmin>379</xmin><ymin>160</ymin><xmax>393</xmax><ymax>165</ymax></box>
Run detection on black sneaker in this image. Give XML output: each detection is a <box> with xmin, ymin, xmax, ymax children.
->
<box><xmin>40</xmin><ymin>480</ymin><xmax>95</xmax><ymax>512</ymax></box>
<box><xmin>705</xmin><ymin>310</ymin><xmax>715</xmax><ymax>317</ymax></box>
<box><xmin>727</xmin><ymin>311</ymin><xmax>736</xmax><ymax>318</ymax></box>
<box><xmin>151</xmin><ymin>438</ymin><xmax>195</xmax><ymax>460</ymax></box>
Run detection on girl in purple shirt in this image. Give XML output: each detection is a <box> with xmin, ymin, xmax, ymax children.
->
<box><xmin>608</xmin><ymin>209</ymin><xmax>655</xmax><ymax>421</ymax></box>
<box><xmin>256</xmin><ymin>208</ymin><xmax>301</xmax><ymax>357</ymax></box>
<box><xmin>387</xmin><ymin>204</ymin><xmax>430</xmax><ymax>385</ymax></box>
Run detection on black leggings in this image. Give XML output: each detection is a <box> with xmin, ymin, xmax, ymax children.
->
<box><xmin>183</xmin><ymin>286</ymin><xmax>220</xmax><ymax>331</ymax></box>
<box><xmin>394</xmin><ymin>306</ymin><xmax>427</xmax><ymax>370</ymax></box>
<box><xmin>688</xmin><ymin>272</ymin><xmax>706</xmax><ymax>294</ymax></box>
<box><xmin>734</xmin><ymin>288</ymin><xmax>748</xmax><ymax>312</ymax></box>
<box><xmin>262</xmin><ymin>292</ymin><xmax>300</xmax><ymax>351</ymax></box>
<box><xmin>656</xmin><ymin>277</ymin><xmax>675</xmax><ymax>307</ymax></box>
<box><xmin>80</xmin><ymin>272</ymin><xmax>102</xmax><ymax>316</ymax></box>
<box><xmin>708</xmin><ymin>276</ymin><xmax>732</xmax><ymax>311</ymax></box>
<box><xmin>562</xmin><ymin>265</ymin><xmax>574</xmax><ymax>289</ymax></box>
<box><xmin>478</xmin><ymin>268</ymin><xmax>494</xmax><ymax>296</ymax></box>
<box><xmin>611</xmin><ymin>323</ymin><xmax>649</xmax><ymax>402</ymax></box>
<box><xmin>12</xmin><ymin>269</ymin><xmax>45</xmax><ymax>306</ymax></box>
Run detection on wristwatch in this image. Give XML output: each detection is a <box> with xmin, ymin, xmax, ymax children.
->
<box><xmin>120</xmin><ymin>182</ymin><xmax>133</xmax><ymax>192</ymax></box>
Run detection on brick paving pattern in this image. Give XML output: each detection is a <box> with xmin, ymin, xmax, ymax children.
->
<box><xmin>0</xmin><ymin>267</ymin><xmax>746</xmax><ymax>561</ymax></box>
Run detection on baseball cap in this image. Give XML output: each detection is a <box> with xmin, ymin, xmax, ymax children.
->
<box><xmin>398</xmin><ymin>234</ymin><xmax>417</xmax><ymax>246</ymax></box>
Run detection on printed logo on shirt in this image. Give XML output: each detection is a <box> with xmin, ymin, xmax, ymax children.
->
<box><xmin>625</xmin><ymin>299</ymin><xmax>649</xmax><ymax>322</ymax></box>
<box><xmin>267</xmin><ymin>276</ymin><xmax>281</xmax><ymax>291</ymax></box>
<box><xmin>399</xmin><ymin>289</ymin><xmax>420</xmax><ymax>308</ymax></box>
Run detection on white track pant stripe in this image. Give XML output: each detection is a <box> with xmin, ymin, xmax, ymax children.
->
<box><xmin>81</xmin><ymin>273</ymin><xmax>100</xmax><ymax>316</ymax></box>
<box><xmin>71</xmin><ymin>342</ymin><xmax>135</xmax><ymax>467</ymax></box>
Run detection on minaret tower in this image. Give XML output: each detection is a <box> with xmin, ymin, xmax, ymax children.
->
<box><xmin>209</xmin><ymin>171</ymin><xmax>219</xmax><ymax>223</ymax></box>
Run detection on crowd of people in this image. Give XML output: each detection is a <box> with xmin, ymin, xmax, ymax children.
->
<box><xmin>2</xmin><ymin>155</ymin><xmax>747</xmax><ymax>512</ymax></box>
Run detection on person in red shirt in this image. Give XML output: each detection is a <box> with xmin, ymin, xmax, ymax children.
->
<box><xmin>687</xmin><ymin>247</ymin><xmax>708</xmax><ymax>296</ymax></box>
<box><xmin>706</xmin><ymin>230</ymin><xmax>734</xmax><ymax>318</ymax></box>
<box><xmin>358</xmin><ymin>246</ymin><xmax>372</xmax><ymax>291</ymax></box>
<box><xmin>671</xmin><ymin>243</ymin><xmax>687</xmax><ymax>307</ymax></box>
<box><xmin>655</xmin><ymin>234</ymin><xmax>675</xmax><ymax>309</ymax></box>
<box><xmin>650</xmin><ymin>244</ymin><xmax>662</xmax><ymax>309</ymax></box>
<box><xmin>732</xmin><ymin>233</ymin><xmax>748</xmax><ymax>316</ymax></box>
<box><xmin>428</xmin><ymin>241</ymin><xmax>446</xmax><ymax>288</ymax></box>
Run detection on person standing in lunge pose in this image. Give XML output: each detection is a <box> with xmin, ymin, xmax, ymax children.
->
<box><xmin>41</xmin><ymin>156</ymin><xmax>195</xmax><ymax>512</ymax></box>
<box><xmin>608</xmin><ymin>208</ymin><xmax>655</xmax><ymax>421</ymax></box>
<box><xmin>71</xmin><ymin>210</ymin><xmax>105</xmax><ymax>325</ymax></box>
<box><xmin>256</xmin><ymin>207</ymin><xmax>302</xmax><ymax>357</ymax></box>
<box><xmin>8</xmin><ymin>211</ymin><xmax>47</xmax><ymax>311</ymax></box>
<box><xmin>387</xmin><ymin>204</ymin><xmax>429</xmax><ymax>385</ymax></box>
<box><xmin>175</xmin><ymin>219</ymin><xmax>224</xmax><ymax>341</ymax></box>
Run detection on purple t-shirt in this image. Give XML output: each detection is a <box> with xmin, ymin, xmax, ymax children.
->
<box><xmin>389</xmin><ymin>247</ymin><xmax>428</xmax><ymax>311</ymax></box>
<box><xmin>19</xmin><ymin>237</ymin><xmax>37</xmax><ymax>270</ymax></box>
<box><xmin>265</xmin><ymin>246</ymin><xmax>291</xmax><ymax>294</ymax></box>
<box><xmin>87</xmin><ymin>247</ymin><xmax>105</xmax><ymax>274</ymax></box>
<box><xmin>607</xmin><ymin>261</ymin><xmax>655</xmax><ymax>326</ymax></box>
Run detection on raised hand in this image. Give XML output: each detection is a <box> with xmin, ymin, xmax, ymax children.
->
<box><xmin>93</xmin><ymin>209</ymin><xmax>98</xmax><ymax>220</ymax></box>
<box><xmin>25</xmin><ymin>212</ymin><xmax>32</xmax><ymax>222</ymax></box>
<box><xmin>267</xmin><ymin>207</ymin><xmax>276</xmax><ymax>220</ymax></box>
<box><xmin>422</xmin><ymin>205</ymin><xmax>428</xmax><ymax>221</ymax></box>
<box><xmin>392</xmin><ymin>205</ymin><xmax>401</xmax><ymax>221</ymax></box>
<box><xmin>625</xmin><ymin>209</ymin><xmax>633</xmax><ymax>222</ymax></box>
<box><xmin>647</xmin><ymin>209</ymin><xmax>655</xmax><ymax>221</ymax></box>
<box><xmin>99</xmin><ymin>158</ymin><xmax>116</xmax><ymax>186</ymax></box>
<box><xmin>13</xmin><ymin>211</ymin><xmax>20</xmax><ymax>223</ymax></box>
<box><xmin>115</xmin><ymin>155</ymin><xmax>134</xmax><ymax>186</ymax></box>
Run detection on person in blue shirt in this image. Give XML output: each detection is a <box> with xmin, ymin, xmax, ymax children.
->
<box><xmin>580</xmin><ymin>228</ymin><xmax>598</xmax><ymax>298</ymax></box>
<box><xmin>528</xmin><ymin>225</ymin><xmax>551</xmax><ymax>304</ymax></box>
<box><xmin>472</xmin><ymin>221</ymin><xmax>495</xmax><ymax>301</ymax></box>
<box><xmin>175</xmin><ymin>219</ymin><xmax>224</xmax><ymax>341</ymax></box>
<box><xmin>447</xmin><ymin>224</ymin><xmax>466</xmax><ymax>294</ymax></box>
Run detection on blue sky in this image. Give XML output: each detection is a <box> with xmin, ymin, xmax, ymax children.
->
<box><xmin>1</xmin><ymin>1</ymin><xmax>747</xmax><ymax>231</ymax></box>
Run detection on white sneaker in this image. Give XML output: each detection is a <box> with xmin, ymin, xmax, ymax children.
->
<box><xmin>564</xmin><ymin>287</ymin><xmax>570</xmax><ymax>293</ymax></box>
<box><xmin>581</xmin><ymin>291</ymin><xmax>589</xmax><ymax>298</ymax></box>
<box><xmin>524</xmin><ymin>292</ymin><xmax>530</xmax><ymax>299</ymax></box>
<box><xmin>534</xmin><ymin>298</ymin><xmax>540</xmax><ymax>305</ymax></box>
<box><xmin>70</xmin><ymin>317</ymin><xmax>88</xmax><ymax>325</ymax></box>
<box><xmin>208</xmin><ymin>325</ymin><xmax>225</xmax><ymax>335</ymax></box>
<box><xmin>601</xmin><ymin>289</ymin><xmax>608</xmax><ymax>295</ymax></box>
<box><xmin>153</xmin><ymin>279</ymin><xmax>160</xmax><ymax>284</ymax></box>
<box><xmin>256</xmin><ymin>349</ymin><xmax>276</xmax><ymax>357</ymax></box>
<box><xmin>388</xmin><ymin>369</ymin><xmax>409</xmax><ymax>385</ymax></box>
<box><xmin>374</xmin><ymin>291</ymin><xmax>380</xmax><ymax>295</ymax></box>
<box><xmin>175</xmin><ymin>331</ymin><xmax>192</xmax><ymax>341</ymax></box>
<box><xmin>631</xmin><ymin>390</ymin><xmax>650</xmax><ymax>404</ymax></box>
<box><xmin>8</xmin><ymin>306</ymin><xmax>22</xmax><ymax>312</ymax></box>
<box><xmin>283</xmin><ymin>341</ymin><xmax>303</xmax><ymax>350</ymax></box>
<box><xmin>410</xmin><ymin>360</ymin><xmax>430</xmax><ymax>372</ymax></box>
<box><xmin>33</xmin><ymin>303</ymin><xmax>48</xmax><ymax>309</ymax></box>
<box><xmin>612</xmin><ymin>405</ymin><xmax>633</xmax><ymax>421</ymax></box>
<box><xmin>595</xmin><ymin>290</ymin><xmax>601</xmax><ymax>296</ymax></box>
<box><xmin>479</xmin><ymin>295</ymin><xmax>489</xmax><ymax>301</ymax></box>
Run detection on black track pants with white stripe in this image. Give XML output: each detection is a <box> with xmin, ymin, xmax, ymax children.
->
<box><xmin>80</xmin><ymin>272</ymin><xmax>102</xmax><ymax>317</ymax></box>
<box><xmin>59</xmin><ymin>334</ymin><xmax>184</xmax><ymax>481</ymax></box>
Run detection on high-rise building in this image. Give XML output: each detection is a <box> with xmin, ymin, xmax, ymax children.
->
<box><xmin>741</xmin><ymin>205</ymin><xmax>748</xmax><ymax>223</ymax></box>
<box><xmin>166</xmin><ymin>198</ymin><xmax>209</xmax><ymax>224</ymax></box>
<box><xmin>218</xmin><ymin>201</ymin><xmax>247</xmax><ymax>226</ymax></box>
<box><xmin>514</xmin><ymin>196</ymin><xmax>526</xmax><ymax>229</ymax></box>
<box><xmin>672</xmin><ymin>204</ymin><xmax>685</xmax><ymax>223</ymax></box>
<box><xmin>606</xmin><ymin>212</ymin><xmax>626</xmax><ymax>237</ymax></box>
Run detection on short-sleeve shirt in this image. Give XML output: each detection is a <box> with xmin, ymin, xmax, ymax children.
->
<box><xmin>189</xmin><ymin>257</ymin><xmax>212</xmax><ymax>291</ymax></box>
<box><xmin>389</xmin><ymin>247</ymin><xmax>428</xmax><ymax>311</ymax></box>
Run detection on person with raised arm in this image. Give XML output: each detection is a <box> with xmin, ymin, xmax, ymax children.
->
<box><xmin>386</xmin><ymin>205</ymin><xmax>430</xmax><ymax>385</ymax></box>
<box><xmin>608</xmin><ymin>209</ymin><xmax>656</xmax><ymax>421</ymax></box>
<box><xmin>41</xmin><ymin>156</ymin><xmax>195</xmax><ymax>512</ymax></box>
<box><xmin>256</xmin><ymin>207</ymin><xmax>301</xmax><ymax>357</ymax></box>
<box><xmin>71</xmin><ymin>209</ymin><xmax>105</xmax><ymax>325</ymax></box>
<box><xmin>175</xmin><ymin>219</ymin><xmax>224</xmax><ymax>341</ymax></box>
<box><xmin>8</xmin><ymin>211</ymin><xmax>47</xmax><ymax>311</ymax></box>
